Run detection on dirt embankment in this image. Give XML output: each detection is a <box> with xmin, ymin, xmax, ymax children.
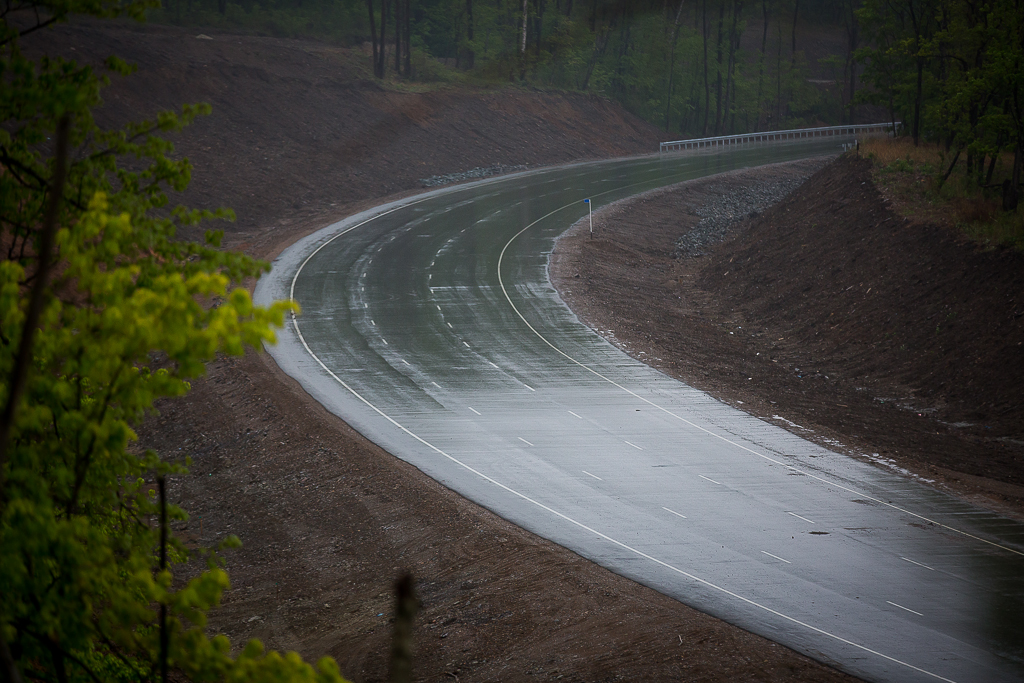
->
<box><xmin>38</xmin><ymin>19</ymin><xmax>866</xmax><ymax>683</ymax></box>
<box><xmin>551</xmin><ymin>155</ymin><xmax>1024</xmax><ymax>514</ymax></box>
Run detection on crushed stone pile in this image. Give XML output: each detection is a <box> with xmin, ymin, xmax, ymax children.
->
<box><xmin>674</xmin><ymin>175</ymin><xmax>813</xmax><ymax>257</ymax></box>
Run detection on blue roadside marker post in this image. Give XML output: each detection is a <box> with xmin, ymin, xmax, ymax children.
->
<box><xmin>584</xmin><ymin>198</ymin><xmax>592</xmax><ymax>238</ymax></box>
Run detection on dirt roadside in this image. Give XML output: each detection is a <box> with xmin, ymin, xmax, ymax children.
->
<box><xmin>550</xmin><ymin>154</ymin><xmax>1024</xmax><ymax>518</ymax></box>
<box><xmin>43</xmin><ymin>20</ymin><xmax>867</xmax><ymax>682</ymax></box>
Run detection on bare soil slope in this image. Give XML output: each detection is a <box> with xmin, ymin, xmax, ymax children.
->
<box><xmin>37</xmin><ymin>18</ymin><xmax>864</xmax><ymax>683</ymax></box>
<box><xmin>551</xmin><ymin>155</ymin><xmax>1024</xmax><ymax>514</ymax></box>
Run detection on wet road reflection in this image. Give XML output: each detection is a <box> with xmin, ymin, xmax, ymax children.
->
<box><xmin>256</xmin><ymin>141</ymin><xmax>1024</xmax><ymax>683</ymax></box>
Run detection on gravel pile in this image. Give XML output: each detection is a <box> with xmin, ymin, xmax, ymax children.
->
<box><xmin>420</xmin><ymin>164</ymin><xmax>528</xmax><ymax>187</ymax></box>
<box><xmin>674</xmin><ymin>175</ymin><xmax>812</xmax><ymax>257</ymax></box>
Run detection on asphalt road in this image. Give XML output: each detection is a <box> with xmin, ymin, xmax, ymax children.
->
<box><xmin>254</xmin><ymin>140</ymin><xmax>1024</xmax><ymax>683</ymax></box>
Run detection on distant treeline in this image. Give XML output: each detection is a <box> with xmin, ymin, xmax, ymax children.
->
<box><xmin>152</xmin><ymin>0</ymin><xmax>1024</xmax><ymax>201</ymax></box>
<box><xmin>151</xmin><ymin>0</ymin><xmax>866</xmax><ymax>136</ymax></box>
<box><xmin>857</xmin><ymin>0</ymin><xmax>1023</xmax><ymax>205</ymax></box>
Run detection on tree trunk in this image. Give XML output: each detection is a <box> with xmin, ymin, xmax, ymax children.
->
<box><xmin>394</xmin><ymin>0</ymin><xmax>402</xmax><ymax>75</ymax></box>
<box><xmin>464</xmin><ymin>0</ymin><xmax>474</xmax><ymax>68</ymax></box>
<box><xmin>912</xmin><ymin>57</ymin><xmax>923</xmax><ymax>145</ymax></box>
<box><xmin>665</xmin><ymin>0</ymin><xmax>685</xmax><ymax>131</ymax></box>
<box><xmin>754</xmin><ymin>0</ymin><xmax>769</xmax><ymax>130</ymax></box>
<box><xmin>378</xmin><ymin>0</ymin><xmax>389</xmax><ymax>77</ymax></box>
<box><xmin>404</xmin><ymin>0</ymin><xmax>412</xmax><ymax>77</ymax></box>
<box><xmin>702</xmin><ymin>0</ymin><xmax>710</xmax><ymax>135</ymax></box>
<box><xmin>790</xmin><ymin>0</ymin><xmax>799</xmax><ymax>65</ymax></box>
<box><xmin>520</xmin><ymin>0</ymin><xmax>529</xmax><ymax>78</ymax></box>
<box><xmin>367</xmin><ymin>0</ymin><xmax>380</xmax><ymax>78</ymax></box>
<box><xmin>714</xmin><ymin>1</ymin><xmax>724</xmax><ymax>134</ymax></box>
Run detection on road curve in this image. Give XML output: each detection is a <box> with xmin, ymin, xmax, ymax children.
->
<box><xmin>254</xmin><ymin>141</ymin><xmax>1024</xmax><ymax>683</ymax></box>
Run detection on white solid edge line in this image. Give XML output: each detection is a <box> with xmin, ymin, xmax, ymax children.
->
<box><xmin>662</xmin><ymin>506</ymin><xmax>687</xmax><ymax>519</ymax></box>
<box><xmin>582</xmin><ymin>470</ymin><xmax>603</xmax><ymax>481</ymax></box>
<box><xmin>761</xmin><ymin>551</ymin><xmax>792</xmax><ymax>564</ymax></box>
<box><xmin>289</xmin><ymin>309</ymin><xmax>958</xmax><ymax>683</ymax></box>
<box><xmin>494</xmin><ymin>198</ymin><xmax>1023</xmax><ymax>560</ymax></box>
<box><xmin>887</xmin><ymin>601</ymin><xmax>924</xmax><ymax>617</ymax></box>
<box><xmin>286</xmin><ymin>165</ymin><xmax>962</xmax><ymax>683</ymax></box>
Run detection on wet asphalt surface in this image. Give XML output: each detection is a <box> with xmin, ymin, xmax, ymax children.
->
<box><xmin>255</xmin><ymin>140</ymin><xmax>1024</xmax><ymax>683</ymax></box>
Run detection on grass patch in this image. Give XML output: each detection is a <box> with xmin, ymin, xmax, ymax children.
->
<box><xmin>860</xmin><ymin>137</ymin><xmax>1024</xmax><ymax>250</ymax></box>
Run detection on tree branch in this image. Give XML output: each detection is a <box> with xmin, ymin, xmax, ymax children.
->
<box><xmin>0</xmin><ymin>110</ymin><xmax>70</xmax><ymax>493</ymax></box>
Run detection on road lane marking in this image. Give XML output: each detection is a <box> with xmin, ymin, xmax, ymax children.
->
<box><xmin>568</xmin><ymin>410</ymin><xmax>583</xmax><ymax>419</ymax></box>
<box><xmin>901</xmin><ymin>557</ymin><xmax>935</xmax><ymax>571</ymax></box>
<box><xmin>787</xmin><ymin>512</ymin><xmax>815</xmax><ymax>524</ymax></box>
<box><xmin>518</xmin><ymin>437</ymin><xmax>534</xmax><ymax>446</ymax></box>
<box><xmin>286</xmin><ymin>168</ymin><xmax>962</xmax><ymax>683</ymax></box>
<box><xmin>432</xmin><ymin>381</ymin><xmax>440</xmax><ymax>388</ymax></box>
<box><xmin>662</xmin><ymin>507</ymin><xmax>687</xmax><ymax>519</ymax></box>
<box><xmin>761</xmin><ymin>551</ymin><xmax>791</xmax><ymax>564</ymax></box>
<box><xmin>463</xmin><ymin>341</ymin><xmax>470</xmax><ymax>347</ymax></box>
<box><xmin>699</xmin><ymin>474</ymin><xmax>722</xmax><ymax>485</ymax></box>
<box><xmin>494</xmin><ymin>212</ymin><xmax>1024</xmax><ymax>559</ymax></box>
<box><xmin>447</xmin><ymin>322</ymin><xmax>453</xmax><ymax>328</ymax></box>
<box><xmin>371</xmin><ymin>320</ymin><xmax>375</xmax><ymax>326</ymax></box>
<box><xmin>582</xmin><ymin>470</ymin><xmax>602</xmax><ymax>481</ymax></box>
<box><xmin>401</xmin><ymin>359</ymin><xmax>410</xmax><ymax>365</ymax></box>
<box><xmin>381</xmin><ymin>337</ymin><xmax>388</xmax><ymax>345</ymax></box>
<box><xmin>436</xmin><ymin>305</ymin><xmax>441</xmax><ymax>310</ymax></box>
<box><xmin>287</xmin><ymin>294</ymin><xmax>958</xmax><ymax>683</ymax></box>
<box><xmin>488</xmin><ymin>361</ymin><xmax>499</xmax><ymax>369</ymax></box>
<box><xmin>624</xmin><ymin>440</ymin><xmax>643</xmax><ymax>450</ymax></box>
<box><xmin>468</xmin><ymin>407</ymin><xmax>481</xmax><ymax>415</ymax></box>
<box><xmin>887</xmin><ymin>601</ymin><xmax>923</xmax><ymax>616</ymax></box>
<box><xmin>523</xmin><ymin>384</ymin><xmax>535</xmax><ymax>392</ymax></box>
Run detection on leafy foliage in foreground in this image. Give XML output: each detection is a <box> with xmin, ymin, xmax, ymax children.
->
<box><xmin>0</xmin><ymin>3</ymin><xmax>347</xmax><ymax>683</ymax></box>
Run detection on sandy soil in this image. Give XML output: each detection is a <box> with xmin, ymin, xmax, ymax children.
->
<box><xmin>36</xmin><ymin>20</ymin><xmax>878</xmax><ymax>682</ymax></box>
<box><xmin>550</xmin><ymin>154</ymin><xmax>1024</xmax><ymax>518</ymax></box>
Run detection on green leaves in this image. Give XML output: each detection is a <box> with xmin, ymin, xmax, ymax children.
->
<box><xmin>1</xmin><ymin>5</ymin><xmax>344</xmax><ymax>683</ymax></box>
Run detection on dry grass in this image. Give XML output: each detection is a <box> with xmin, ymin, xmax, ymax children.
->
<box><xmin>860</xmin><ymin>137</ymin><xmax>1024</xmax><ymax>250</ymax></box>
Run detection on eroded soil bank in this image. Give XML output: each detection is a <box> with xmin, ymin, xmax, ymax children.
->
<box><xmin>44</xmin><ymin>20</ymin><xmax>867</xmax><ymax>682</ymax></box>
<box><xmin>551</xmin><ymin>154</ymin><xmax>1024</xmax><ymax>516</ymax></box>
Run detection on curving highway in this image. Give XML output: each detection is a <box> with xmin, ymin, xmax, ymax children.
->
<box><xmin>254</xmin><ymin>140</ymin><xmax>1024</xmax><ymax>683</ymax></box>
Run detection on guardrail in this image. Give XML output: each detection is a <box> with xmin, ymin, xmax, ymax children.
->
<box><xmin>659</xmin><ymin>122</ymin><xmax>899</xmax><ymax>156</ymax></box>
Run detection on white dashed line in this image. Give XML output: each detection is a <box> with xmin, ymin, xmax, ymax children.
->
<box><xmin>381</xmin><ymin>337</ymin><xmax>387</xmax><ymax>345</ymax></box>
<box><xmin>468</xmin><ymin>407</ymin><xmax>481</xmax><ymax>416</ymax></box>
<box><xmin>568</xmin><ymin>411</ymin><xmax>583</xmax><ymax>419</ymax></box>
<box><xmin>662</xmin><ymin>507</ymin><xmax>687</xmax><ymax>519</ymax></box>
<box><xmin>488</xmin><ymin>361</ymin><xmax>499</xmax><ymax>369</ymax></box>
<box><xmin>699</xmin><ymin>474</ymin><xmax>722</xmax><ymax>485</ymax></box>
<box><xmin>432</xmin><ymin>381</ymin><xmax>440</xmax><ymax>388</ymax></box>
<box><xmin>401</xmin><ymin>359</ymin><xmax>410</xmax><ymax>365</ymax></box>
<box><xmin>447</xmin><ymin>322</ymin><xmax>453</xmax><ymax>328</ymax></box>
<box><xmin>463</xmin><ymin>341</ymin><xmax>470</xmax><ymax>348</ymax></box>
<box><xmin>518</xmin><ymin>437</ymin><xmax>534</xmax><ymax>447</ymax></box>
<box><xmin>523</xmin><ymin>384</ymin><xmax>535</xmax><ymax>392</ymax></box>
<box><xmin>436</xmin><ymin>305</ymin><xmax>441</xmax><ymax>310</ymax></box>
<box><xmin>624</xmin><ymin>440</ymin><xmax>643</xmax><ymax>450</ymax></box>
<box><xmin>582</xmin><ymin>470</ymin><xmax>603</xmax><ymax>481</ymax></box>
<box><xmin>762</xmin><ymin>551</ymin><xmax>792</xmax><ymax>564</ymax></box>
<box><xmin>370</xmin><ymin>320</ymin><xmax>375</xmax><ymax>326</ymax></box>
<box><xmin>887</xmin><ymin>601</ymin><xmax>923</xmax><ymax>616</ymax></box>
<box><xmin>787</xmin><ymin>512</ymin><xmax>815</xmax><ymax>524</ymax></box>
<box><xmin>901</xmin><ymin>557</ymin><xmax>935</xmax><ymax>571</ymax></box>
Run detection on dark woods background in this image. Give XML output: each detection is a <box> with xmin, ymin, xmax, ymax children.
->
<box><xmin>151</xmin><ymin>0</ymin><xmax>1024</xmax><ymax>212</ymax></box>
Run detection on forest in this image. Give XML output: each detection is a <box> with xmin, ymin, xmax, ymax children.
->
<box><xmin>150</xmin><ymin>0</ymin><xmax>1024</xmax><ymax>202</ymax></box>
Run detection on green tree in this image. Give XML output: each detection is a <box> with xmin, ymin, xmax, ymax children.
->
<box><xmin>0</xmin><ymin>3</ymin><xmax>349</xmax><ymax>683</ymax></box>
